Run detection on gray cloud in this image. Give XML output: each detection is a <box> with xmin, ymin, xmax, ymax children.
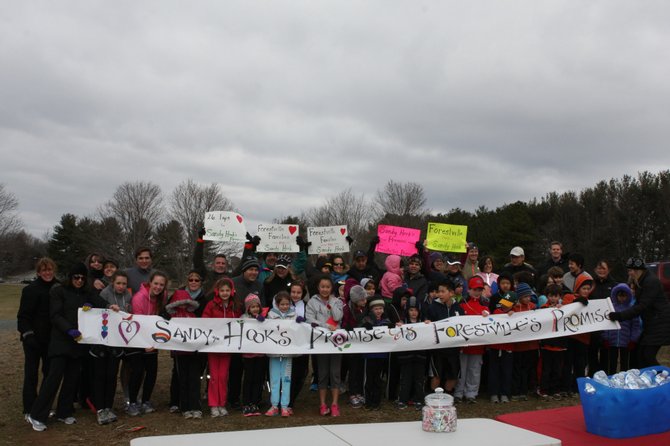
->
<box><xmin>1</xmin><ymin>1</ymin><xmax>669</xmax><ymax>236</ymax></box>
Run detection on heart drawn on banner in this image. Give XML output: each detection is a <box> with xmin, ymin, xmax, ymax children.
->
<box><xmin>119</xmin><ymin>320</ymin><xmax>140</xmax><ymax>345</ymax></box>
<box><xmin>236</xmin><ymin>215</ymin><xmax>243</xmax><ymax>223</ymax></box>
<box><xmin>340</xmin><ymin>227</ymin><xmax>346</xmax><ymax>235</ymax></box>
<box><xmin>288</xmin><ymin>226</ymin><xmax>297</xmax><ymax>235</ymax></box>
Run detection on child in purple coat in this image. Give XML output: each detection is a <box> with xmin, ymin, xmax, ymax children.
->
<box><xmin>601</xmin><ymin>283</ymin><xmax>641</xmax><ymax>374</ymax></box>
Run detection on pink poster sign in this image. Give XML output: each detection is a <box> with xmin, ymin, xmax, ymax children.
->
<box><xmin>375</xmin><ymin>224</ymin><xmax>421</xmax><ymax>257</ymax></box>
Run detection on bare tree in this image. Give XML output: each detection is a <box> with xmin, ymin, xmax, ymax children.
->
<box><xmin>170</xmin><ymin>179</ymin><xmax>235</xmax><ymax>248</ymax></box>
<box><xmin>305</xmin><ymin>188</ymin><xmax>371</xmax><ymax>242</ymax></box>
<box><xmin>0</xmin><ymin>183</ymin><xmax>21</xmax><ymax>238</ymax></box>
<box><xmin>374</xmin><ymin>180</ymin><xmax>429</xmax><ymax>219</ymax></box>
<box><xmin>102</xmin><ymin>181</ymin><xmax>164</xmax><ymax>262</ymax></box>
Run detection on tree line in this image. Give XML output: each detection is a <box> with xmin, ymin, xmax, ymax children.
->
<box><xmin>1</xmin><ymin>170</ymin><xmax>669</xmax><ymax>280</ymax></box>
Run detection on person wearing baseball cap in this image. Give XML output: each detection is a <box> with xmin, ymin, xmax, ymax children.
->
<box><xmin>346</xmin><ymin>237</ymin><xmax>383</xmax><ymax>284</ymax></box>
<box><xmin>501</xmin><ymin>246</ymin><xmax>536</xmax><ymax>281</ymax></box>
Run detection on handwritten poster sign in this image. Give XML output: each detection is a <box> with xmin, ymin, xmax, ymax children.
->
<box><xmin>79</xmin><ymin>300</ymin><xmax>617</xmax><ymax>354</ymax></box>
<box><xmin>203</xmin><ymin>211</ymin><xmax>247</xmax><ymax>243</ymax></box>
<box><xmin>256</xmin><ymin>224</ymin><xmax>299</xmax><ymax>253</ymax></box>
<box><xmin>307</xmin><ymin>225</ymin><xmax>349</xmax><ymax>254</ymax></box>
<box><xmin>375</xmin><ymin>225</ymin><xmax>420</xmax><ymax>256</ymax></box>
<box><xmin>426</xmin><ymin>222</ymin><xmax>468</xmax><ymax>253</ymax></box>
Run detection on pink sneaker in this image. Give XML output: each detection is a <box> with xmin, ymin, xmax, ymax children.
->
<box><xmin>281</xmin><ymin>408</ymin><xmax>291</xmax><ymax>417</ymax></box>
<box><xmin>319</xmin><ymin>404</ymin><xmax>330</xmax><ymax>416</ymax></box>
<box><xmin>265</xmin><ymin>406</ymin><xmax>279</xmax><ymax>417</ymax></box>
<box><xmin>331</xmin><ymin>404</ymin><xmax>340</xmax><ymax>417</ymax></box>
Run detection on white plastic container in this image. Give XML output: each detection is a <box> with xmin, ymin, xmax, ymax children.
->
<box><xmin>421</xmin><ymin>387</ymin><xmax>457</xmax><ymax>433</ymax></box>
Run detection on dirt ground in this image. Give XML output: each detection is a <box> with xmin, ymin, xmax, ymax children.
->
<box><xmin>6</xmin><ymin>328</ymin><xmax>667</xmax><ymax>446</ymax></box>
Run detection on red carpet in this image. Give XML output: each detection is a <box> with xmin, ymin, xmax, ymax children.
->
<box><xmin>495</xmin><ymin>405</ymin><xmax>670</xmax><ymax>446</ymax></box>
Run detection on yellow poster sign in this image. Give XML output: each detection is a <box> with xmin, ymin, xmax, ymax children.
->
<box><xmin>425</xmin><ymin>222</ymin><xmax>468</xmax><ymax>253</ymax></box>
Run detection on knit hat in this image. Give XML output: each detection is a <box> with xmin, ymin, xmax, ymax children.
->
<box><xmin>103</xmin><ymin>258</ymin><xmax>119</xmax><ymax>268</ymax></box>
<box><xmin>276</xmin><ymin>255</ymin><xmax>292</xmax><ymax>269</ymax></box>
<box><xmin>510</xmin><ymin>246</ymin><xmax>525</xmax><ymax>257</ymax></box>
<box><xmin>497</xmin><ymin>271</ymin><xmax>513</xmax><ymax>286</ymax></box>
<box><xmin>349</xmin><ymin>285</ymin><xmax>367</xmax><ymax>304</ymax></box>
<box><xmin>429</xmin><ymin>252</ymin><xmax>443</xmax><ymax>268</ymax></box>
<box><xmin>315</xmin><ymin>257</ymin><xmax>332</xmax><ymax>271</ymax></box>
<box><xmin>354</xmin><ymin>250</ymin><xmax>367</xmax><ymax>259</ymax></box>
<box><xmin>392</xmin><ymin>286</ymin><xmax>412</xmax><ymax>302</ymax></box>
<box><xmin>516</xmin><ymin>282</ymin><xmax>534</xmax><ymax>298</ymax></box>
<box><xmin>369</xmin><ymin>298</ymin><xmax>385</xmax><ymax>308</ymax></box>
<box><xmin>240</xmin><ymin>256</ymin><xmax>260</xmax><ymax>272</ymax></box>
<box><xmin>626</xmin><ymin>256</ymin><xmax>646</xmax><ymax>270</ymax></box>
<box><xmin>407</xmin><ymin>295</ymin><xmax>420</xmax><ymax>309</ymax></box>
<box><xmin>69</xmin><ymin>262</ymin><xmax>88</xmax><ymax>278</ymax></box>
<box><xmin>468</xmin><ymin>276</ymin><xmax>485</xmax><ymax>290</ymax></box>
<box><xmin>244</xmin><ymin>293</ymin><xmax>261</xmax><ymax>311</ymax></box>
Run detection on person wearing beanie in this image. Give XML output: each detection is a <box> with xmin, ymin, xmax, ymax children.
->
<box><xmin>241</xmin><ymin>293</ymin><xmax>265</xmax><ymax>416</ymax></box>
<box><xmin>462</xmin><ymin>243</ymin><xmax>481</xmax><ymax>281</ymax></box>
<box><xmin>416</xmin><ymin>239</ymin><xmax>447</xmax><ymax>282</ymax></box>
<box><xmin>360</xmin><ymin>299</ymin><xmax>392</xmax><ymax>410</ymax></box>
<box><xmin>101</xmin><ymin>258</ymin><xmax>119</xmax><ymax>289</ymax></box>
<box><xmin>18</xmin><ymin>258</ymin><xmax>58</xmax><ymax>420</ymax></box>
<box><xmin>27</xmin><ymin>263</ymin><xmax>114</xmax><ymax>432</ymax></box>
<box><xmin>510</xmin><ymin>282</ymin><xmax>538</xmax><ymax>402</ymax></box>
<box><xmin>404</xmin><ymin>254</ymin><xmax>428</xmax><ymax>306</ymax></box>
<box><xmin>397</xmin><ymin>295</ymin><xmax>426</xmax><ymax>409</ymax></box>
<box><xmin>233</xmin><ymin>256</ymin><xmax>265</xmax><ymax>307</ymax></box>
<box><xmin>489</xmin><ymin>272</ymin><xmax>516</xmax><ymax>313</ymax></box>
<box><xmin>85</xmin><ymin>252</ymin><xmax>105</xmax><ymax>292</ymax></box>
<box><xmin>341</xmin><ymin>284</ymin><xmax>368</xmax><ymax>409</ymax></box>
<box><xmin>265</xmin><ymin>291</ymin><xmax>297</xmax><ymax>417</ymax></box>
<box><xmin>608</xmin><ymin>257</ymin><xmax>670</xmax><ymax>368</ymax></box>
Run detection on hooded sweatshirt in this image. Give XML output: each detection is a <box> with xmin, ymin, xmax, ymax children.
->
<box><xmin>602</xmin><ymin>283</ymin><xmax>642</xmax><ymax>347</ymax></box>
<box><xmin>380</xmin><ymin>255</ymin><xmax>404</xmax><ymax>301</ymax></box>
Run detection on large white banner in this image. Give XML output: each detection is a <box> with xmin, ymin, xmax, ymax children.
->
<box><xmin>79</xmin><ymin>300</ymin><xmax>617</xmax><ymax>354</ymax></box>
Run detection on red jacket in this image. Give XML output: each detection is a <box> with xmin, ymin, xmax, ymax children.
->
<box><xmin>460</xmin><ymin>298</ymin><xmax>489</xmax><ymax>355</ymax></box>
<box><xmin>165</xmin><ymin>289</ymin><xmax>199</xmax><ymax>318</ymax></box>
<box><xmin>511</xmin><ymin>301</ymin><xmax>539</xmax><ymax>352</ymax></box>
<box><xmin>202</xmin><ymin>289</ymin><xmax>241</xmax><ymax>319</ymax></box>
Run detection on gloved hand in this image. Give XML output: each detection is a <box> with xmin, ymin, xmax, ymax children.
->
<box><xmin>363</xmin><ymin>322</ymin><xmax>373</xmax><ymax>330</ymax></box>
<box><xmin>415</xmin><ymin>240</ymin><xmax>424</xmax><ymax>252</ymax></box>
<box><xmin>296</xmin><ymin>236</ymin><xmax>311</xmax><ymax>252</ymax></box>
<box><xmin>574</xmin><ymin>296</ymin><xmax>589</xmax><ymax>306</ymax></box>
<box><xmin>22</xmin><ymin>333</ymin><xmax>39</xmax><ymax>349</ymax></box>
<box><xmin>310</xmin><ymin>322</ymin><xmax>319</xmax><ymax>328</ymax></box>
<box><xmin>369</xmin><ymin>236</ymin><xmax>380</xmax><ymax>248</ymax></box>
<box><xmin>608</xmin><ymin>312</ymin><xmax>621</xmax><ymax>321</ymax></box>
<box><xmin>198</xmin><ymin>226</ymin><xmax>206</xmax><ymax>238</ymax></box>
<box><xmin>296</xmin><ymin>316</ymin><xmax>306</xmax><ymax>323</ymax></box>
<box><xmin>346</xmin><ymin>235</ymin><xmax>354</xmax><ymax>245</ymax></box>
<box><xmin>67</xmin><ymin>329</ymin><xmax>82</xmax><ymax>341</ymax></box>
<box><xmin>386</xmin><ymin>322</ymin><xmax>396</xmax><ymax>329</ymax></box>
<box><xmin>82</xmin><ymin>302</ymin><xmax>93</xmax><ymax>312</ymax></box>
<box><xmin>256</xmin><ymin>315</ymin><xmax>265</xmax><ymax>322</ymax></box>
<box><xmin>246</xmin><ymin>232</ymin><xmax>261</xmax><ymax>247</ymax></box>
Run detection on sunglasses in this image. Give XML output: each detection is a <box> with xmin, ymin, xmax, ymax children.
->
<box><xmin>72</xmin><ymin>275</ymin><xmax>85</xmax><ymax>281</ymax></box>
<box><xmin>188</xmin><ymin>278</ymin><xmax>202</xmax><ymax>283</ymax></box>
<box><xmin>333</xmin><ymin>263</ymin><xmax>345</xmax><ymax>267</ymax></box>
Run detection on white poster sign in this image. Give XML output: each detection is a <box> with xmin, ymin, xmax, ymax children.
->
<box><xmin>307</xmin><ymin>225</ymin><xmax>349</xmax><ymax>254</ymax></box>
<box><xmin>256</xmin><ymin>224</ymin><xmax>299</xmax><ymax>253</ymax></box>
<box><xmin>203</xmin><ymin>211</ymin><xmax>247</xmax><ymax>243</ymax></box>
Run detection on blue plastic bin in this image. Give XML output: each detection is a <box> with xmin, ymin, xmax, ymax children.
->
<box><xmin>577</xmin><ymin>366</ymin><xmax>670</xmax><ymax>438</ymax></box>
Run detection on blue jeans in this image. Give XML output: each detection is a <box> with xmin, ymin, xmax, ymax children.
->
<box><xmin>269</xmin><ymin>357</ymin><xmax>292</xmax><ymax>407</ymax></box>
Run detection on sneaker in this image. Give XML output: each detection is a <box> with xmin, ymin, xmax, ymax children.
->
<box><xmin>126</xmin><ymin>403</ymin><xmax>141</xmax><ymax>417</ymax></box>
<box><xmin>27</xmin><ymin>415</ymin><xmax>47</xmax><ymax>432</ymax></box>
<box><xmin>510</xmin><ymin>395</ymin><xmax>520</xmax><ymax>402</ymax></box>
<box><xmin>520</xmin><ymin>394</ymin><xmax>528</xmax><ymax>401</ymax></box>
<box><xmin>183</xmin><ymin>411</ymin><xmax>193</xmax><ymax>419</ymax></box>
<box><xmin>396</xmin><ymin>401</ymin><xmax>408</xmax><ymax>410</ymax></box>
<box><xmin>281</xmin><ymin>408</ymin><xmax>291</xmax><ymax>417</ymax></box>
<box><xmin>537</xmin><ymin>391</ymin><xmax>550</xmax><ymax>400</ymax></box>
<box><xmin>242</xmin><ymin>406</ymin><xmax>254</xmax><ymax>417</ymax></box>
<box><xmin>169</xmin><ymin>405</ymin><xmax>180</xmax><ymax>413</ymax></box>
<box><xmin>107</xmin><ymin>409</ymin><xmax>118</xmax><ymax>423</ymax></box>
<box><xmin>57</xmin><ymin>416</ymin><xmax>77</xmax><ymax>425</ymax></box>
<box><xmin>251</xmin><ymin>405</ymin><xmax>261</xmax><ymax>416</ymax></box>
<box><xmin>415</xmin><ymin>403</ymin><xmax>423</xmax><ymax>411</ymax></box>
<box><xmin>285</xmin><ymin>407</ymin><xmax>294</xmax><ymax>416</ymax></box>
<box><xmin>210</xmin><ymin>407</ymin><xmax>220</xmax><ymax>418</ymax></box>
<box><xmin>319</xmin><ymin>404</ymin><xmax>330</xmax><ymax>416</ymax></box>
<box><xmin>454</xmin><ymin>396</ymin><xmax>464</xmax><ymax>404</ymax></box>
<box><xmin>490</xmin><ymin>396</ymin><xmax>500</xmax><ymax>404</ymax></box>
<box><xmin>97</xmin><ymin>409</ymin><xmax>110</xmax><ymax>425</ymax></box>
<box><xmin>552</xmin><ymin>393</ymin><xmax>562</xmax><ymax>401</ymax></box>
<box><xmin>500</xmin><ymin>395</ymin><xmax>510</xmax><ymax>403</ymax></box>
<box><xmin>559</xmin><ymin>391</ymin><xmax>569</xmax><ymax>398</ymax></box>
<box><xmin>466</xmin><ymin>397</ymin><xmax>477</xmax><ymax>404</ymax></box>
<box><xmin>192</xmin><ymin>410</ymin><xmax>203</xmax><ymax>419</ymax></box>
<box><xmin>219</xmin><ymin>407</ymin><xmax>229</xmax><ymax>416</ymax></box>
<box><xmin>330</xmin><ymin>404</ymin><xmax>340</xmax><ymax>417</ymax></box>
<box><xmin>310</xmin><ymin>383</ymin><xmax>318</xmax><ymax>392</ymax></box>
<box><xmin>141</xmin><ymin>401</ymin><xmax>155</xmax><ymax>414</ymax></box>
<box><xmin>265</xmin><ymin>406</ymin><xmax>279</xmax><ymax>417</ymax></box>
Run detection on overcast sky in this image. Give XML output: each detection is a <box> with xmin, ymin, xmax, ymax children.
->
<box><xmin>2</xmin><ymin>1</ymin><xmax>669</xmax><ymax>238</ymax></box>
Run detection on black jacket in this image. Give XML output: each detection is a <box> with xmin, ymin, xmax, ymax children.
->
<box><xmin>618</xmin><ymin>270</ymin><xmax>670</xmax><ymax>346</ymax></box>
<box><xmin>48</xmin><ymin>283</ymin><xmax>108</xmax><ymax>358</ymax></box>
<box><xmin>17</xmin><ymin>277</ymin><xmax>58</xmax><ymax>345</ymax></box>
<box><xmin>591</xmin><ymin>275</ymin><xmax>617</xmax><ymax>300</ymax></box>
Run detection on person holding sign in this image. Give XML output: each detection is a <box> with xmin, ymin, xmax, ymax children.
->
<box><xmin>305</xmin><ymin>275</ymin><xmax>344</xmax><ymax>417</ymax></box>
<box><xmin>193</xmin><ymin>227</ymin><xmax>230</xmax><ymax>296</ymax></box>
<box><xmin>232</xmin><ymin>256</ymin><xmax>265</xmax><ymax>306</ymax></box>
<box><xmin>263</xmin><ymin>255</ymin><xmax>295</xmax><ymax>300</ymax></box>
<box><xmin>347</xmin><ymin>237</ymin><xmax>383</xmax><ymax>284</ymax></box>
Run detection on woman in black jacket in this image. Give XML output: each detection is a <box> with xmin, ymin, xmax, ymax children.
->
<box><xmin>608</xmin><ymin>257</ymin><xmax>670</xmax><ymax>368</ymax></box>
<box><xmin>27</xmin><ymin>263</ymin><xmax>116</xmax><ymax>432</ymax></box>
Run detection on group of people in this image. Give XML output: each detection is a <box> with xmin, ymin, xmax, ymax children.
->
<box><xmin>17</xmin><ymin>233</ymin><xmax>670</xmax><ymax>432</ymax></box>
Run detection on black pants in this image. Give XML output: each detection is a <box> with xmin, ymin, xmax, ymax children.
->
<box><xmin>386</xmin><ymin>353</ymin><xmax>399</xmax><ymax>400</ymax></box>
<box><xmin>22</xmin><ymin>340</ymin><xmax>49</xmax><ymax>414</ymax></box>
<box><xmin>128</xmin><ymin>351</ymin><xmax>158</xmax><ymax>404</ymax></box>
<box><xmin>562</xmin><ymin>340</ymin><xmax>588</xmax><ymax>392</ymax></box>
<box><xmin>347</xmin><ymin>353</ymin><xmax>365</xmax><ymax>396</ymax></box>
<box><xmin>398</xmin><ymin>358</ymin><xmax>425</xmax><ymax>404</ymax></box>
<box><xmin>227</xmin><ymin>354</ymin><xmax>243</xmax><ymax>407</ymax></box>
<box><xmin>365</xmin><ymin>357</ymin><xmax>387</xmax><ymax>408</ymax></box>
<box><xmin>30</xmin><ymin>356</ymin><xmax>81</xmax><ymax>423</ymax></box>
<box><xmin>169</xmin><ymin>357</ymin><xmax>179</xmax><ymax>407</ymax></box>
<box><xmin>488</xmin><ymin>349</ymin><xmax>513</xmax><ymax>398</ymax></box>
<box><xmin>638</xmin><ymin>345</ymin><xmax>661</xmax><ymax>368</ymax></box>
<box><xmin>600</xmin><ymin>347</ymin><xmax>631</xmax><ymax>374</ymax></box>
<box><xmin>289</xmin><ymin>354</ymin><xmax>309</xmax><ymax>408</ymax></box>
<box><xmin>90</xmin><ymin>350</ymin><xmax>122</xmax><ymax>410</ymax></box>
<box><xmin>588</xmin><ymin>331</ymin><xmax>604</xmax><ymax>376</ymax></box>
<box><xmin>242</xmin><ymin>356</ymin><xmax>265</xmax><ymax>406</ymax></box>
<box><xmin>512</xmin><ymin>350</ymin><xmax>536</xmax><ymax>396</ymax></box>
<box><xmin>176</xmin><ymin>354</ymin><xmax>202</xmax><ymax>412</ymax></box>
<box><xmin>540</xmin><ymin>349</ymin><xmax>564</xmax><ymax>394</ymax></box>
